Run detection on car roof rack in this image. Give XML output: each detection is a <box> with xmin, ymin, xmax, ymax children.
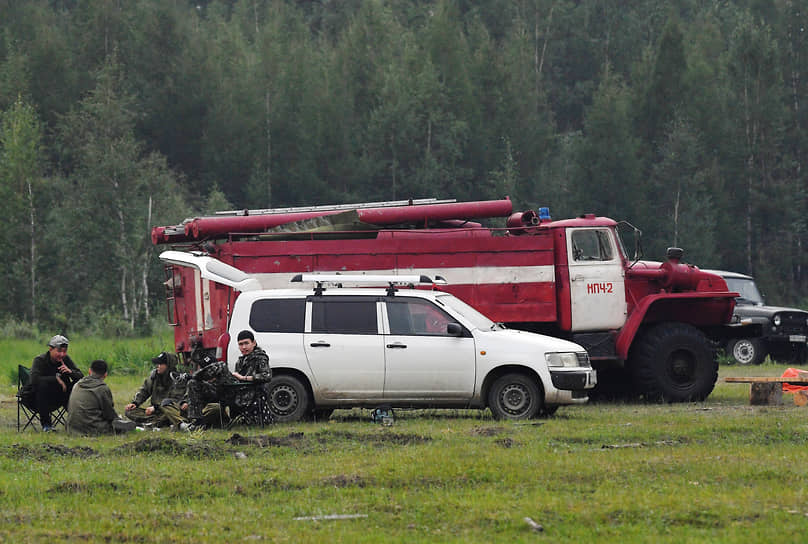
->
<box><xmin>290</xmin><ymin>273</ymin><xmax>446</xmax><ymax>296</ymax></box>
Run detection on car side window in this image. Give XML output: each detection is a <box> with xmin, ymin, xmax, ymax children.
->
<box><xmin>250</xmin><ymin>299</ymin><xmax>306</xmax><ymax>333</ymax></box>
<box><xmin>311</xmin><ymin>299</ymin><xmax>377</xmax><ymax>334</ymax></box>
<box><xmin>387</xmin><ymin>299</ymin><xmax>455</xmax><ymax>336</ymax></box>
<box><xmin>571</xmin><ymin>229</ymin><xmax>613</xmax><ymax>262</ymax></box>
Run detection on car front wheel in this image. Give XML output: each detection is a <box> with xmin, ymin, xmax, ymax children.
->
<box><xmin>488</xmin><ymin>373</ymin><xmax>542</xmax><ymax>420</ymax></box>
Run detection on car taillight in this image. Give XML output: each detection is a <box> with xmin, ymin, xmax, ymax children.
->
<box><xmin>216</xmin><ymin>332</ymin><xmax>230</xmax><ymax>361</ymax></box>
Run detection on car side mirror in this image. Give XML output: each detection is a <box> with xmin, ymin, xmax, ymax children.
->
<box><xmin>446</xmin><ymin>323</ymin><xmax>463</xmax><ymax>336</ymax></box>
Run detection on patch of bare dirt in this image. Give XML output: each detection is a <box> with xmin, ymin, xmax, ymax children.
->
<box><xmin>495</xmin><ymin>437</ymin><xmax>515</xmax><ymax>448</ymax></box>
<box><xmin>111</xmin><ymin>437</ymin><xmax>225</xmax><ymax>458</ymax></box>
<box><xmin>322</xmin><ymin>474</ymin><xmax>368</xmax><ymax>488</ymax></box>
<box><xmin>469</xmin><ymin>426</ymin><xmax>507</xmax><ymax>436</ymax></box>
<box><xmin>226</xmin><ymin>432</ymin><xmax>306</xmax><ymax>448</ymax></box>
<box><xmin>49</xmin><ymin>481</ymin><xmax>126</xmax><ymax>494</ymax></box>
<box><xmin>3</xmin><ymin>443</ymin><xmax>97</xmax><ymax>461</ymax></box>
<box><xmin>313</xmin><ymin>429</ymin><xmax>431</xmax><ymax>446</ymax></box>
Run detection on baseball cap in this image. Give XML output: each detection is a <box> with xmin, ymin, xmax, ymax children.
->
<box><xmin>151</xmin><ymin>352</ymin><xmax>169</xmax><ymax>365</ymax></box>
<box><xmin>199</xmin><ymin>353</ymin><xmax>216</xmax><ymax>367</ymax></box>
<box><xmin>47</xmin><ymin>335</ymin><xmax>69</xmax><ymax>348</ymax></box>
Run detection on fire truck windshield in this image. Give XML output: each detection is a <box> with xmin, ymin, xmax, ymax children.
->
<box><xmin>616</xmin><ymin>220</ymin><xmax>642</xmax><ymax>264</ymax></box>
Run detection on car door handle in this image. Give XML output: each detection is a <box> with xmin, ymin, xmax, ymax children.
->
<box><xmin>386</xmin><ymin>343</ymin><xmax>407</xmax><ymax>349</ymax></box>
<box><xmin>309</xmin><ymin>342</ymin><xmax>331</xmax><ymax>348</ymax></box>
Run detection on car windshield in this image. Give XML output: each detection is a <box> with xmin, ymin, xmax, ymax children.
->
<box><xmin>724</xmin><ymin>277</ymin><xmax>764</xmax><ymax>304</ymax></box>
<box><xmin>434</xmin><ymin>294</ymin><xmax>497</xmax><ymax>330</ymax></box>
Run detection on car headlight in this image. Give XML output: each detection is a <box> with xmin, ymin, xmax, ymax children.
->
<box><xmin>773</xmin><ymin>315</ymin><xmax>781</xmax><ymax>327</ymax></box>
<box><xmin>546</xmin><ymin>352</ymin><xmax>590</xmax><ymax>368</ymax></box>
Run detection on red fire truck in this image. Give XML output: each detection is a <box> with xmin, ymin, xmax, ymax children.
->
<box><xmin>153</xmin><ymin>197</ymin><xmax>737</xmax><ymax>402</ymax></box>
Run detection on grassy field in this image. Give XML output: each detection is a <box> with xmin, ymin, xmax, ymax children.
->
<box><xmin>1</xmin><ymin>333</ymin><xmax>175</xmax><ymax>385</ymax></box>
<box><xmin>0</xmin><ymin>358</ymin><xmax>806</xmax><ymax>543</ymax></box>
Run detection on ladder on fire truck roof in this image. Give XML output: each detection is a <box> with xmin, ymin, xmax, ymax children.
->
<box><xmin>212</xmin><ymin>198</ymin><xmax>457</xmax><ymax>217</ymax></box>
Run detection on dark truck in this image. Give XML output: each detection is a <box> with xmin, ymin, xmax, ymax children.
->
<box><xmin>706</xmin><ymin>270</ymin><xmax>808</xmax><ymax>365</ymax></box>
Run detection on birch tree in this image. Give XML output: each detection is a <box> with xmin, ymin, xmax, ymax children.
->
<box><xmin>0</xmin><ymin>97</ymin><xmax>44</xmax><ymax>323</ymax></box>
<box><xmin>55</xmin><ymin>54</ymin><xmax>183</xmax><ymax>330</ymax></box>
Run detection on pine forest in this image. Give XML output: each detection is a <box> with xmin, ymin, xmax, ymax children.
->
<box><xmin>0</xmin><ymin>0</ymin><xmax>805</xmax><ymax>334</ymax></box>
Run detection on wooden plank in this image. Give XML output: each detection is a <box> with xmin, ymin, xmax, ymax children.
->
<box><xmin>724</xmin><ymin>377</ymin><xmax>808</xmax><ymax>384</ymax></box>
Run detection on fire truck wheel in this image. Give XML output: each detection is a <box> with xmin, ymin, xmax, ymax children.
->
<box><xmin>727</xmin><ymin>338</ymin><xmax>766</xmax><ymax>365</ymax></box>
<box><xmin>266</xmin><ymin>375</ymin><xmax>311</xmax><ymax>422</ymax></box>
<box><xmin>630</xmin><ymin>323</ymin><xmax>717</xmax><ymax>402</ymax></box>
<box><xmin>488</xmin><ymin>373</ymin><xmax>542</xmax><ymax>420</ymax></box>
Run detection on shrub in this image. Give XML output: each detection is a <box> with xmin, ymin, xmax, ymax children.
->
<box><xmin>0</xmin><ymin>319</ymin><xmax>41</xmax><ymax>340</ymax></box>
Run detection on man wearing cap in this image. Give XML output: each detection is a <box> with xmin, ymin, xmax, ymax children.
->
<box><xmin>184</xmin><ymin>353</ymin><xmax>234</xmax><ymax>430</ymax></box>
<box><xmin>30</xmin><ymin>335</ymin><xmax>84</xmax><ymax>432</ymax></box>
<box><xmin>124</xmin><ymin>351</ymin><xmax>189</xmax><ymax>429</ymax></box>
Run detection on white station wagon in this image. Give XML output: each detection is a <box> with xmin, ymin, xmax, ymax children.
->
<box><xmin>161</xmin><ymin>252</ymin><xmax>596</xmax><ymax>421</ymax></box>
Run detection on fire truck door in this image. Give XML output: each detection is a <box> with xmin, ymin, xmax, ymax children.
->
<box><xmin>566</xmin><ymin>228</ymin><xmax>627</xmax><ymax>331</ymax></box>
<box><xmin>303</xmin><ymin>298</ymin><xmax>386</xmax><ymax>400</ymax></box>
<box><xmin>382</xmin><ymin>299</ymin><xmax>475</xmax><ymax>399</ymax></box>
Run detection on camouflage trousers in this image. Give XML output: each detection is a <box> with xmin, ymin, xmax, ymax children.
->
<box><xmin>187</xmin><ymin>379</ymin><xmax>238</xmax><ymax>421</ymax></box>
<box><xmin>188</xmin><ymin>379</ymin><xmax>272</xmax><ymax>427</ymax></box>
<box><xmin>125</xmin><ymin>402</ymin><xmax>187</xmax><ymax>428</ymax></box>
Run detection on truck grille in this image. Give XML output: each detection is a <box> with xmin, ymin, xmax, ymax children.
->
<box><xmin>778</xmin><ymin>312</ymin><xmax>808</xmax><ymax>335</ymax></box>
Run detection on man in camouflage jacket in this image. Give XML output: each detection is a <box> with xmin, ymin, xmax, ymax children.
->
<box><xmin>186</xmin><ymin>330</ymin><xmax>271</xmax><ymax>429</ymax></box>
<box><xmin>125</xmin><ymin>351</ymin><xmax>188</xmax><ymax>428</ymax></box>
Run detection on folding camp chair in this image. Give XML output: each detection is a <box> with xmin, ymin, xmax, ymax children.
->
<box><xmin>221</xmin><ymin>382</ymin><xmax>273</xmax><ymax>429</ymax></box>
<box><xmin>17</xmin><ymin>365</ymin><xmax>67</xmax><ymax>432</ymax></box>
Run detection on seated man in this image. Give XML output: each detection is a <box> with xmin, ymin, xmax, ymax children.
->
<box><xmin>30</xmin><ymin>335</ymin><xmax>84</xmax><ymax>432</ymax></box>
<box><xmin>66</xmin><ymin>359</ymin><xmax>136</xmax><ymax>435</ymax></box>
<box><xmin>124</xmin><ymin>351</ymin><xmax>188</xmax><ymax>429</ymax></box>
<box><xmin>185</xmin><ymin>330</ymin><xmax>271</xmax><ymax>430</ymax></box>
<box><xmin>230</xmin><ymin>330</ymin><xmax>272</xmax><ymax>424</ymax></box>
<box><xmin>184</xmin><ymin>353</ymin><xmax>235</xmax><ymax>430</ymax></box>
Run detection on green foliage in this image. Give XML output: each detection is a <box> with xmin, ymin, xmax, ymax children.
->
<box><xmin>0</xmin><ymin>332</ymin><xmax>174</xmax><ymax>386</ymax></box>
<box><xmin>0</xmin><ymin>318</ymin><xmax>41</xmax><ymax>340</ymax></box>
<box><xmin>0</xmin><ymin>0</ymin><xmax>806</xmax><ymax>317</ymax></box>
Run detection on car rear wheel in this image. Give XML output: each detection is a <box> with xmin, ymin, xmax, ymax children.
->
<box><xmin>727</xmin><ymin>338</ymin><xmax>766</xmax><ymax>365</ymax></box>
<box><xmin>266</xmin><ymin>375</ymin><xmax>311</xmax><ymax>422</ymax></box>
<box><xmin>488</xmin><ymin>373</ymin><xmax>542</xmax><ymax>420</ymax></box>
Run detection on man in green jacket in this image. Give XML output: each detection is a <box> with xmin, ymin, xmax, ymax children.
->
<box><xmin>125</xmin><ymin>351</ymin><xmax>188</xmax><ymax>429</ymax></box>
<box><xmin>66</xmin><ymin>359</ymin><xmax>136</xmax><ymax>436</ymax></box>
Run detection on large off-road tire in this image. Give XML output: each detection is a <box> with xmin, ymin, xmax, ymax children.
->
<box><xmin>266</xmin><ymin>375</ymin><xmax>311</xmax><ymax>422</ymax></box>
<box><xmin>726</xmin><ymin>338</ymin><xmax>766</xmax><ymax>365</ymax></box>
<box><xmin>487</xmin><ymin>373</ymin><xmax>543</xmax><ymax>420</ymax></box>
<box><xmin>629</xmin><ymin>323</ymin><xmax>718</xmax><ymax>402</ymax></box>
